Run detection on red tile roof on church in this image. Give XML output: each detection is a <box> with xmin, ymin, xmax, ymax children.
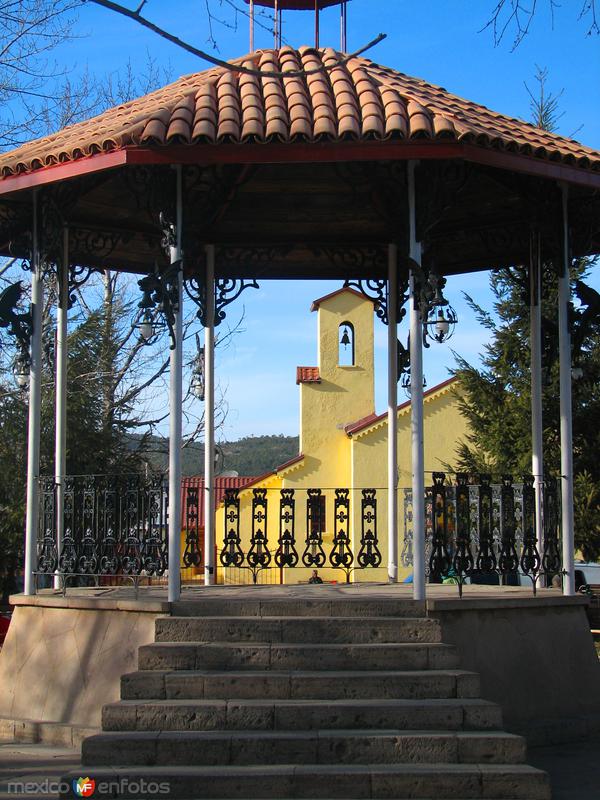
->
<box><xmin>0</xmin><ymin>47</ymin><xmax>598</xmax><ymax>181</ymax></box>
<box><xmin>344</xmin><ymin>376</ymin><xmax>458</xmax><ymax>435</ymax></box>
<box><xmin>180</xmin><ymin>475</ymin><xmax>257</xmax><ymax>528</ymax></box>
<box><xmin>296</xmin><ymin>366</ymin><xmax>321</xmax><ymax>384</ymax></box>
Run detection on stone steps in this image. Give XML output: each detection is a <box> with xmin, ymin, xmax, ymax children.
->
<box><xmin>171</xmin><ymin>598</ymin><xmax>426</xmax><ymax>618</ymax></box>
<box><xmin>102</xmin><ymin>697</ymin><xmax>503</xmax><ymax>732</ymax></box>
<box><xmin>139</xmin><ymin>640</ymin><xmax>460</xmax><ymax>671</ymax></box>
<box><xmin>155</xmin><ymin>615</ymin><xmax>442</xmax><ymax>644</ymax></box>
<box><xmin>61</xmin><ymin>763</ymin><xmax>550</xmax><ymax>799</ymax></box>
<box><xmin>74</xmin><ymin>598</ymin><xmax>551</xmax><ymax>799</ymax></box>
<box><xmin>121</xmin><ymin>668</ymin><xmax>480</xmax><ymax>700</ymax></box>
<box><xmin>82</xmin><ymin>729</ymin><xmax>527</xmax><ymax>766</ymax></box>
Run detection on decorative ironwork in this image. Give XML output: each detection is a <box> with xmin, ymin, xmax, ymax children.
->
<box><xmin>185</xmin><ymin>274</ymin><xmax>259</xmax><ymax>328</ymax></box>
<box><xmin>418</xmin><ymin>473</ymin><xmax>559</xmax><ymax>595</ymax></box>
<box><xmin>401</xmin><ymin>490</ymin><xmax>414</xmax><ymax>568</ymax></box>
<box><xmin>343</xmin><ymin>274</ymin><xmax>410</xmax><ymax>327</ymax></box>
<box><xmin>37</xmin><ymin>478</ymin><xmax>58</xmax><ymax>574</ymax></box>
<box><xmin>542</xmin><ymin>477</ymin><xmax>561</xmax><ymax>578</ymax></box>
<box><xmin>476</xmin><ymin>474</ymin><xmax>497</xmax><ymax>575</ymax></box>
<box><xmin>452</xmin><ymin>474</ymin><xmax>474</xmax><ymax>595</ymax></box>
<box><xmin>221</xmin><ymin>489</ymin><xmax>244</xmax><ymax>568</ymax></box>
<box><xmin>520</xmin><ymin>474</ymin><xmax>541</xmax><ymax>590</ymax></box>
<box><xmin>247</xmin><ymin>489</ymin><xmax>271</xmax><ymax>582</ymax></box>
<box><xmin>498</xmin><ymin>475</ymin><xmax>519</xmax><ymax>575</ymax></box>
<box><xmin>66</xmin><ymin>264</ymin><xmax>97</xmax><ymax>309</ymax></box>
<box><xmin>275</xmin><ymin>489</ymin><xmax>299</xmax><ymax>568</ymax></box>
<box><xmin>183</xmin><ymin>486</ymin><xmax>202</xmax><ymax>568</ymax></box>
<box><xmin>330</xmin><ymin>489</ymin><xmax>353</xmax><ymax>580</ymax></box>
<box><xmin>429</xmin><ymin>473</ymin><xmax>452</xmax><ymax>581</ymax></box>
<box><xmin>0</xmin><ymin>281</ymin><xmax>33</xmax><ymax>366</ymax></box>
<box><xmin>357</xmin><ymin>489</ymin><xmax>381</xmax><ymax>568</ymax></box>
<box><xmin>47</xmin><ymin>474</ymin><xmax>167</xmax><ymax>583</ymax></box>
<box><xmin>302</xmin><ymin>489</ymin><xmax>327</xmax><ymax>568</ymax></box>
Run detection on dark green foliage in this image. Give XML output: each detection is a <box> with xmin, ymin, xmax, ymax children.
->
<box><xmin>453</xmin><ymin>259</ymin><xmax>600</xmax><ymax>561</ymax></box>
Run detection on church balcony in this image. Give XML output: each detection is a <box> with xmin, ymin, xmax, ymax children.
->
<box><xmin>34</xmin><ymin>472</ymin><xmax>562</xmax><ymax>595</ymax></box>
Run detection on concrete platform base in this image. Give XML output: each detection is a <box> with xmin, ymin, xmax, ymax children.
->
<box><xmin>0</xmin><ymin>585</ymin><xmax>598</xmax><ymax>746</ymax></box>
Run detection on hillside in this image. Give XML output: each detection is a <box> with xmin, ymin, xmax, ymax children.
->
<box><xmin>133</xmin><ymin>434</ymin><xmax>299</xmax><ymax>477</ymax></box>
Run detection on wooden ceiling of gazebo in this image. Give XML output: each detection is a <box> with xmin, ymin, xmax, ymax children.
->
<box><xmin>0</xmin><ymin>47</ymin><xmax>598</xmax><ymax>278</ymax></box>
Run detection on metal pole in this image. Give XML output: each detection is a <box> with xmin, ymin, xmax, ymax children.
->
<box><xmin>168</xmin><ymin>166</ymin><xmax>183</xmax><ymax>603</ymax></box>
<box><xmin>340</xmin><ymin>0</ymin><xmax>347</xmax><ymax>51</ymax></box>
<box><xmin>315</xmin><ymin>0</ymin><xmax>320</xmax><ymax>48</ymax></box>
<box><xmin>54</xmin><ymin>226</ymin><xmax>69</xmax><ymax>590</ymax></box>
<box><xmin>387</xmin><ymin>243</ymin><xmax>398</xmax><ymax>583</ymax></box>
<box><xmin>274</xmin><ymin>0</ymin><xmax>279</xmax><ymax>48</ymax></box>
<box><xmin>530</xmin><ymin>231</ymin><xmax>544</xmax><ymax>563</ymax></box>
<box><xmin>408</xmin><ymin>160</ymin><xmax>426</xmax><ymax>602</ymax></box>
<box><xmin>559</xmin><ymin>184</ymin><xmax>575</xmax><ymax>596</ymax></box>
<box><xmin>24</xmin><ymin>191</ymin><xmax>43</xmax><ymax>596</ymax></box>
<box><xmin>249</xmin><ymin>0</ymin><xmax>254</xmax><ymax>51</ymax></box>
<box><xmin>204</xmin><ymin>244</ymin><xmax>216</xmax><ymax>586</ymax></box>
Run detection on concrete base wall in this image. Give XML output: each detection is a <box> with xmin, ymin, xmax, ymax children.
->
<box><xmin>0</xmin><ymin>597</ymin><xmax>165</xmax><ymax>729</ymax></box>
<box><xmin>428</xmin><ymin>596</ymin><xmax>600</xmax><ymax>745</ymax></box>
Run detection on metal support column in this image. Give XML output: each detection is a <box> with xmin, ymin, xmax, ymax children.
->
<box><xmin>204</xmin><ymin>244</ymin><xmax>216</xmax><ymax>586</ymax></box>
<box><xmin>54</xmin><ymin>226</ymin><xmax>69</xmax><ymax>590</ymax></box>
<box><xmin>340</xmin><ymin>0</ymin><xmax>348</xmax><ymax>51</ymax></box>
<box><xmin>167</xmin><ymin>166</ymin><xmax>183</xmax><ymax>603</ymax></box>
<box><xmin>408</xmin><ymin>160</ymin><xmax>426</xmax><ymax>602</ymax></box>
<box><xmin>249</xmin><ymin>0</ymin><xmax>254</xmax><ymax>50</ymax></box>
<box><xmin>387</xmin><ymin>242</ymin><xmax>398</xmax><ymax>583</ymax></box>
<box><xmin>559</xmin><ymin>185</ymin><xmax>575</xmax><ymax>595</ymax></box>
<box><xmin>24</xmin><ymin>191</ymin><xmax>43</xmax><ymax>596</ymax></box>
<box><xmin>530</xmin><ymin>231</ymin><xmax>544</xmax><ymax>562</ymax></box>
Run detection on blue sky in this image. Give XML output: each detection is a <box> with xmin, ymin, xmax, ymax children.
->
<box><xmin>62</xmin><ymin>1</ymin><xmax>600</xmax><ymax>442</ymax></box>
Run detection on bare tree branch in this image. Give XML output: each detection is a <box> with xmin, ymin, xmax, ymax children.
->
<box><xmin>87</xmin><ymin>0</ymin><xmax>387</xmax><ymax>77</ymax></box>
<box><xmin>482</xmin><ymin>0</ymin><xmax>597</xmax><ymax>47</ymax></box>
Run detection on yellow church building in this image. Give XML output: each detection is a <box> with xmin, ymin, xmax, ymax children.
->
<box><xmin>213</xmin><ymin>287</ymin><xmax>469</xmax><ymax>585</ymax></box>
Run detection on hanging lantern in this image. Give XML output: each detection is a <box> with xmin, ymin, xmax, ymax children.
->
<box><xmin>191</xmin><ymin>344</ymin><xmax>205</xmax><ymax>401</ymax></box>
<box><xmin>13</xmin><ymin>352</ymin><xmax>29</xmax><ymax>389</ymax></box>
<box><xmin>424</xmin><ymin>275</ymin><xmax>458</xmax><ymax>344</ymax></box>
<box><xmin>138</xmin><ymin>310</ymin><xmax>155</xmax><ymax>343</ymax></box>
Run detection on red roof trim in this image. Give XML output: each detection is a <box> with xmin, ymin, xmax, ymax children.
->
<box><xmin>231</xmin><ymin>453</ymin><xmax>305</xmax><ymax>492</ymax></box>
<box><xmin>2</xmin><ymin>140</ymin><xmax>600</xmax><ymax>198</ymax></box>
<box><xmin>310</xmin><ymin>287</ymin><xmax>375</xmax><ymax>311</ymax></box>
<box><xmin>345</xmin><ymin>377</ymin><xmax>458</xmax><ymax>435</ymax></box>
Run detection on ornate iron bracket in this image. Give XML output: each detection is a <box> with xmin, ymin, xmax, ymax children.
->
<box><xmin>185</xmin><ymin>274</ymin><xmax>259</xmax><ymax>328</ymax></box>
<box><xmin>0</xmin><ymin>281</ymin><xmax>33</xmax><ymax>368</ymax></box>
<box><xmin>343</xmin><ymin>274</ymin><xmax>409</xmax><ymax>327</ymax></box>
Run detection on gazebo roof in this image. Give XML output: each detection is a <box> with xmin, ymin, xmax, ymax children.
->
<box><xmin>0</xmin><ymin>46</ymin><xmax>597</xmax><ymax>184</ymax></box>
<box><xmin>0</xmin><ymin>47</ymin><xmax>598</xmax><ymax>279</ymax></box>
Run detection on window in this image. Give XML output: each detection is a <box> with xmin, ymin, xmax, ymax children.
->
<box><xmin>338</xmin><ymin>321</ymin><xmax>355</xmax><ymax>366</ymax></box>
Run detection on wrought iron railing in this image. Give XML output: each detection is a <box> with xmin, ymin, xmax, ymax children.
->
<box><xmin>402</xmin><ymin>472</ymin><xmax>562</xmax><ymax>595</ymax></box>
<box><xmin>36</xmin><ymin>474</ymin><xmax>169</xmax><ymax>585</ymax></box>
<box><xmin>35</xmin><ymin>473</ymin><xmax>562</xmax><ymax>593</ymax></box>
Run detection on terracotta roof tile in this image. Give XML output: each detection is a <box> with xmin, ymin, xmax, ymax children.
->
<box><xmin>0</xmin><ymin>47</ymin><xmax>598</xmax><ymax>179</ymax></box>
<box><xmin>296</xmin><ymin>366</ymin><xmax>321</xmax><ymax>384</ymax></box>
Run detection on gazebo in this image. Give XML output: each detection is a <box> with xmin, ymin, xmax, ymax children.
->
<box><xmin>0</xmin><ymin>8</ymin><xmax>599</xmax><ymax>603</ymax></box>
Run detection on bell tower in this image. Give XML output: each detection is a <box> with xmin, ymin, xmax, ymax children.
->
<box><xmin>243</xmin><ymin>0</ymin><xmax>350</xmax><ymax>50</ymax></box>
<box><xmin>296</xmin><ymin>288</ymin><xmax>375</xmax><ymax>472</ymax></box>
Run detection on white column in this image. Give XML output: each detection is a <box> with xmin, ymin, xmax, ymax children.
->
<box><xmin>168</xmin><ymin>166</ymin><xmax>183</xmax><ymax>603</ymax></box>
<box><xmin>54</xmin><ymin>226</ymin><xmax>69</xmax><ymax>590</ymax></box>
<box><xmin>559</xmin><ymin>185</ymin><xmax>575</xmax><ymax>595</ymax></box>
<box><xmin>204</xmin><ymin>244</ymin><xmax>216</xmax><ymax>586</ymax></box>
<box><xmin>408</xmin><ymin>160</ymin><xmax>426</xmax><ymax>602</ymax></box>
<box><xmin>530</xmin><ymin>233</ymin><xmax>544</xmax><ymax>564</ymax></box>
<box><xmin>24</xmin><ymin>191</ymin><xmax>43</xmax><ymax>596</ymax></box>
<box><xmin>387</xmin><ymin>243</ymin><xmax>398</xmax><ymax>583</ymax></box>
